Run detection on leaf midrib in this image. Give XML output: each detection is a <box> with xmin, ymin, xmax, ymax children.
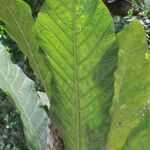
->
<box><xmin>115</xmin><ymin>41</ymin><xmax>130</xmax><ymax>103</ymax></box>
<box><xmin>72</xmin><ymin>1</ymin><xmax>80</xmax><ymax>149</ymax></box>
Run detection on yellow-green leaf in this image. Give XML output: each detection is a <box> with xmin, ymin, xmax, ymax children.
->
<box><xmin>0</xmin><ymin>0</ymin><xmax>51</xmax><ymax>97</ymax></box>
<box><xmin>107</xmin><ymin>20</ymin><xmax>150</xmax><ymax>150</ymax></box>
<box><xmin>36</xmin><ymin>0</ymin><xmax>118</xmax><ymax>149</ymax></box>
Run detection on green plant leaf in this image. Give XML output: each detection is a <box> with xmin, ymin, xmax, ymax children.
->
<box><xmin>36</xmin><ymin>0</ymin><xmax>118</xmax><ymax>149</ymax></box>
<box><xmin>123</xmin><ymin>112</ymin><xmax>150</xmax><ymax>150</ymax></box>
<box><xmin>0</xmin><ymin>43</ymin><xmax>48</xmax><ymax>150</ymax></box>
<box><xmin>0</xmin><ymin>0</ymin><xmax>51</xmax><ymax>97</ymax></box>
<box><xmin>107</xmin><ymin>21</ymin><xmax>150</xmax><ymax>149</ymax></box>
<box><xmin>132</xmin><ymin>0</ymin><xmax>143</xmax><ymax>7</ymax></box>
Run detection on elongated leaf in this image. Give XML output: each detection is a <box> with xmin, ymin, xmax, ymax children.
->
<box><xmin>36</xmin><ymin>0</ymin><xmax>118</xmax><ymax>149</ymax></box>
<box><xmin>107</xmin><ymin>21</ymin><xmax>150</xmax><ymax>149</ymax></box>
<box><xmin>0</xmin><ymin>44</ymin><xmax>48</xmax><ymax>150</ymax></box>
<box><xmin>0</xmin><ymin>0</ymin><xmax>51</xmax><ymax>97</ymax></box>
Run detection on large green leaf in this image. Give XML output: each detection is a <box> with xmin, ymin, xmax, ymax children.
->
<box><xmin>0</xmin><ymin>43</ymin><xmax>48</xmax><ymax>150</ymax></box>
<box><xmin>36</xmin><ymin>0</ymin><xmax>118</xmax><ymax>149</ymax></box>
<box><xmin>107</xmin><ymin>21</ymin><xmax>150</xmax><ymax>149</ymax></box>
<box><xmin>0</xmin><ymin>0</ymin><xmax>51</xmax><ymax>97</ymax></box>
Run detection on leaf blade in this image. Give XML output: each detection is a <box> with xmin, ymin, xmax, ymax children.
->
<box><xmin>0</xmin><ymin>0</ymin><xmax>51</xmax><ymax>97</ymax></box>
<box><xmin>0</xmin><ymin>43</ymin><xmax>48</xmax><ymax>150</ymax></box>
<box><xmin>36</xmin><ymin>1</ymin><xmax>118</xmax><ymax>149</ymax></box>
<box><xmin>107</xmin><ymin>20</ymin><xmax>150</xmax><ymax>149</ymax></box>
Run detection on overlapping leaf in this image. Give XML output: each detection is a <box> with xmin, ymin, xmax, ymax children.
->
<box><xmin>107</xmin><ymin>21</ymin><xmax>150</xmax><ymax>149</ymax></box>
<box><xmin>0</xmin><ymin>0</ymin><xmax>51</xmax><ymax>97</ymax></box>
<box><xmin>36</xmin><ymin>0</ymin><xmax>118</xmax><ymax>149</ymax></box>
<box><xmin>0</xmin><ymin>44</ymin><xmax>48</xmax><ymax>150</ymax></box>
<box><xmin>123</xmin><ymin>112</ymin><xmax>150</xmax><ymax>150</ymax></box>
